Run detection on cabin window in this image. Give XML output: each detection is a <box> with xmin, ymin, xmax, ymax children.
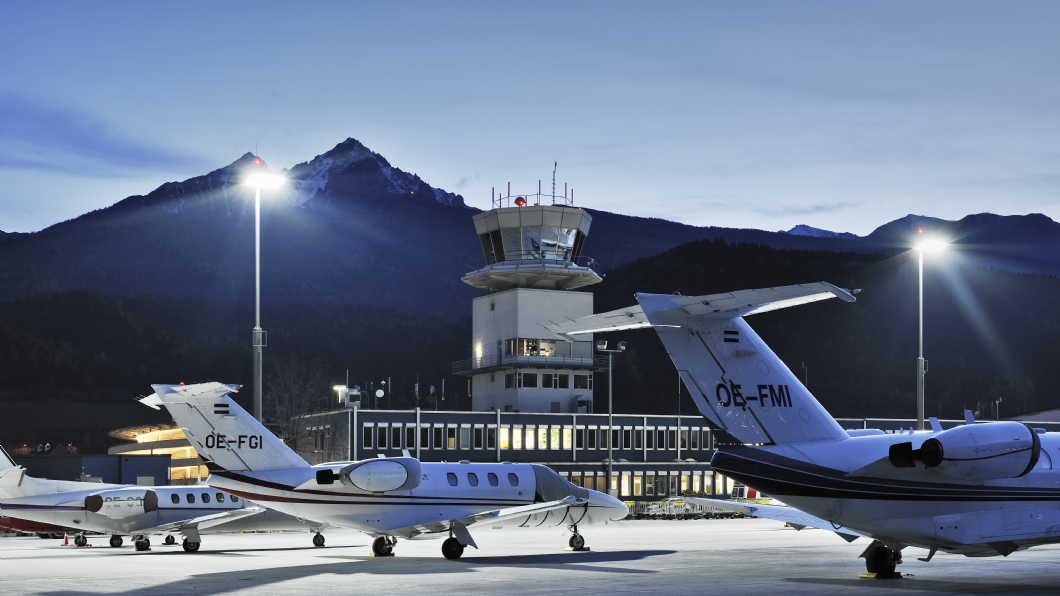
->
<box><xmin>201</xmin><ymin>493</ymin><xmax>211</xmax><ymax>503</ymax></box>
<box><xmin>507</xmin><ymin>473</ymin><xmax>519</xmax><ymax>487</ymax></box>
<box><xmin>216</xmin><ymin>493</ymin><xmax>225</xmax><ymax>503</ymax></box>
<box><xmin>467</xmin><ymin>473</ymin><xmax>479</xmax><ymax>486</ymax></box>
<box><xmin>488</xmin><ymin>472</ymin><xmax>499</xmax><ymax>486</ymax></box>
<box><xmin>231</xmin><ymin>495</ymin><xmax>238</xmax><ymax>502</ymax></box>
<box><xmin>170</xmin><ymin>494</ymin><xmax>179</xmax><ymax>504</ymax></box>
<box><xmin>447</xmin><ymin>472</ymin><xmax>458</xmax><ymax>486</ymax></box>
<box><xmin>186</xmin><ymin>493</ymin><xmax>195</xmax><ymax>504</ymax></box>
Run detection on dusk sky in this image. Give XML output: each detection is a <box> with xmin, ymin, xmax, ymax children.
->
<box><xmin>2</xmin><ymin>1</ymin><xmax>1058</xmax><ymax>234</ymax></box>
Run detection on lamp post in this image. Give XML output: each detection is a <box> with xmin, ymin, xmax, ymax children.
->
<box><xmin>914</xmin><ymin>238</ymin><xmax>947</xmax><ymax>431</ymax></box>
<box><xmin>243</xmin><ymin>169</ymin><xmax>286</xmax><ymax>422</ymax></box>
<box><xmin>596</xmin><ymin>339</ymin><xmax>626</xmax><ymax>497</ymax></box>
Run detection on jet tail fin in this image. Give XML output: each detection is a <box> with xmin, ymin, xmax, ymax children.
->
<box><xmin>141</xmin><ymin>382</ymin><xmax>308</xmax><ymax>472</ymax></box>
<box><xmin>0</xmin><ymin>444</ymin><xmax>16</xmax><ymax>471</ymax></box>
<box><xmin>549</xmin><ymin>282</ymin><xmax>855</xmax><ymax>446</ymax></box>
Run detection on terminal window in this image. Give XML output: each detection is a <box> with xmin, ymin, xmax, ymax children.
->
<box><xmin>378</xmin><ymin>425</ymin><xmax>388</xmax><ymax>449</ymax></box>
<box><xmin>433</xmin><ymin>427</ymin><xmax>443</xmax><ymax>450</ymax></box>
<box><xmin>392</xmin><ymin>426</ymin><xmax>402</xmax><ymax>449</ymax></box>
<box><xmin>421</xmin><ymin>427</ymin><xmax>430</xmax><ymax>450</ymax></box>
<box><xmin>505</xmin><ymin>373</ymin><xmax>515</xmax><ymax>389</ymax></box>
<box><xmin>363</xmin><ymin>425</ymin><xmax>374</xmax><ymax>450</ymax></box>
<box><xmin>518</xmin><ymin>372</ymin><xmax>538</xmax><ymax>388</ymax></box>
<box><xmin>447</xmin><ymin>427</ymin><xmax>457</xmax><ymax>449</ymax></box>
<box><xmin>487</xmin><ymin>427</ymin><xmax>497</xmax><ymax>449</ymax></box>
<box><xmin>574</xmin><ymin>374</ymin><xmax>592</xmax><ymax>390</ymax></box>
<box><xmin>646</xmin><ymin>428</ymin><xmax>655</xmax><ymax>449</ymax></box>
<box><xmin>474</xmin><ymin>427</ymin><xmax>483</xmax><ymax>449</ymax></box>
<box><xmin>407</xmin><ymin>426</ymin><xmax>416</xmax><ymax>450</ymax></box>
<box><xmin>500</xmin><ymin>427</ymin><xmax>510</xmax><ymax>449</ymax></box>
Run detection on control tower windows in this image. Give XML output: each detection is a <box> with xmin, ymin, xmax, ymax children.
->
<box><xmin>504</xmin><ymin>373</ymin><xmax>515</xmax><ymax>389</ymax></box>
<box><xmin>518</xmin><ymin>372</ymin><xmax>538</xmax><ymax>388</ymax></box>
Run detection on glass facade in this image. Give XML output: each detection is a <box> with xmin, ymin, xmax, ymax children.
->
<box><xmin>478</xmin><ymin>227</ymin><xmax>585</xmax><ymax>264</ymax></box>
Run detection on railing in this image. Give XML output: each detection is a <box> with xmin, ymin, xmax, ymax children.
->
<box><xmin>477</xmin><ymin>253</ymin><xmax>600</xmax><ymax>271</ymax></box>
<box><xmin>492</xmin><ymin>187</ymin><xmax>575</xmax><ymax>209</ymax></box>
<box><xmin>453</xmin><ymin>354</ymin><xmax>609</xmax><ymax>374</ymax></box>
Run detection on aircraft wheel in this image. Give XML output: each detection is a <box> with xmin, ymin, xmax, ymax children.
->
<box><xmin>372</xmin><ymin>536</ymin><xmax>394</xmax><ymax>556</ymax></box>
<box><xmin>441</xmin><ymin>537</ymin><xmax>464</xmax><ymax>560</ymax></box>
<box><xmin>313</xmin><ymin>533</ymin><xmax>325</xmax><ymax>547</ymax></box>
<box><xmin>164</xmin><ymin>535</ymin><xmax>176</xmax><ymax>545</ymax></box>
<box><xmin>74</xmin><ymin>534</ymin><xmax>88</xmax><ymax>547</ymax></box>
<box><xmin>569</xmin><ymin>533</ymin><xmax>585</xmax><ymax>550</ymax></box>
<box><xmin>864</xmin><ymin>544</ymin><xmax>896</xmax><ymax>575</ymax></box>
<box><xmin>134</xmin><ymin>538</ymin><xmax>150</xmax><ymax>552</ymax></box>
<box><xmin>182</xmin><ymin>539</ymin><xmax>201</xmax><ymax>553</ymax></box>
<box><xmin>109</xmin><ymin>535</ymin><xmax>123</xmax><ymax>548</ymax></box>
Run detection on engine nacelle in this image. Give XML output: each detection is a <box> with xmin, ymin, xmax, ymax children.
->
<box><xmin>85</xmin><ymin>488</ymin><xmax>159</xmax><ymax>519</ymax></box>
<box><xmin>920</xmin><ymin>422</ymin><xmax>1040</xmax><ymax>482</ymax></box>
<box><xmin>333</xmin><ymin>458</ymin><xmax>422</xmax><ymax>493</ymax></box>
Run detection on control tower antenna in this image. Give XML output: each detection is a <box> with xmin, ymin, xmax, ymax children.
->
<box><xmin>552</xmin><ymin>162</ymin><xmax>557</xmax><ymax>205</ymax></box>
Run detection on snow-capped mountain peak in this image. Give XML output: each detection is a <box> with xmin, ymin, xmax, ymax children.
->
<box><xmin>783</xmin><ymin>224</ymin><xmax>858</xmax><ymax>239</ymax></box>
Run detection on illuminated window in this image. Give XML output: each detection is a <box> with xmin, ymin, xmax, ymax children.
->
<box><xmin>447</xmin><ymin>472</ymin><xmax>458</xmax><ymax>486</ymax></box>
<box><xmin>447</xmin><ymin>427</ymin><xmax>457</xmax><ymax>449</ymax></box>
<box><xmin>633</xmin><ymin>474</ymin><xmax>643</xmax><ymax>496</ymax></box>
<box><xmin>550</xmin><ymin>427</ymin><xmax>560</xmax><ymax>450</ymax></box>
<box><xmin>562</xmin><ymin>426</ymin><xmax>572</xmax><ymax>450</ymax></box>
<box><xmin>525</xmin><ymin>426</ymin><xmax>536</xmax><ymax>450</ymax></box>
<box><xmin>500</xmin><ymin>427</ymin><xmax>510</xmax><ymax>449</ymax></box>
<box><xmin>538</xmin><ymin>427</ymin><xmax>548</xmax><ymax>450</ymax></box>
<box><xmin>512</xmin><ymin>426</ymin><xmax>522</xmax><ymax>450</ymax></box>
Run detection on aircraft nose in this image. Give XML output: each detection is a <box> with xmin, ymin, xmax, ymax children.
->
<box><xmin>590</xmin><ymin>490</ymin><xmax>629</xmax><ymax>520</ymax></box>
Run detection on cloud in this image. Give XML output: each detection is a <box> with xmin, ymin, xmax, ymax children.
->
<box><xmin>756</xmin><ymin>202</ymin><xmax>859</xmax><ymax>218</ymax></box>
<box><xmin>453</xmin><ymin>176</ymin><xmax>470</xmax><ymax>188</ymax></box>
<box><xmin>0</xmin><ymin>94</ymin><xmax>201</xmax><ymax>177</ymax></box>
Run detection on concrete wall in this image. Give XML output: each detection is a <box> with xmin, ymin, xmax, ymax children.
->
<box><xmin>471</xmin><ymin>288</ymin><xmax>595</xmax><ymax>412</ymax></box>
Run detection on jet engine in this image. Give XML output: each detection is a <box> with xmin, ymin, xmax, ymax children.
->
<box><xmin>315</xmin><ymin>458</ymin><xmax>423</xmax><ymax>492</ymax></box>
<box><xmin>85</xmin><ymin>488</ymin><xmax>159</xmax><ymax>519</ymax></box>
<box><xmin>890</xmin><ymin>422</ymin><xmax>1040</xmax><ymax>482</ymax></box>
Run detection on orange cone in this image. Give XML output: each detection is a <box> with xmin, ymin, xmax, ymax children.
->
<box><xmin>63</xmin><ymin>533</ymin><xmax>69</xmax><ymax>546</ymax></box>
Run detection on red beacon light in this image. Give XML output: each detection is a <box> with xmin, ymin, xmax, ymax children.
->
<box><xmin>514</xmin><ymin>197</ymin><xmax>526</xmax><ymax>207</ymax></box>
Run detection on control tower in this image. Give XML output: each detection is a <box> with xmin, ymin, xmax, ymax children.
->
<box><xmin>454</xmin><ymin>184</ymin><xmax>606</xmax><ymax>413</ymax></box>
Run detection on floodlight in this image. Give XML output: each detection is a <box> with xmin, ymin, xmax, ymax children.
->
<box><xmin>617</xmin><ymin>341</ymin><xmax>627</xmax><ymax>351</ymax></box>
<box><xmin>596</xmin><ymin>340</ymin><xmax>607</xmax><ymax>350</ymax></box>
<box><xmin>244</xmin><ymin>172</ymin><xmax>286</xmax><ymax>189</ymax></box>
<box><xmin>916</xmin><ymin>239</ymin><xmax>948</xmax><ymax>253</ymax></box>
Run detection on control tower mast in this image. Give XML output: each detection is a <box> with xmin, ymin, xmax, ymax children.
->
<box><xmin>453</xmin><ymin>182</ymin><xmax>606</xmax><ymax>413</ymax></box>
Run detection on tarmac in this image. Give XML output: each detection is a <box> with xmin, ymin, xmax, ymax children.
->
<box><xmin>2</xmin><ymin>518</ymin><xmax>1059</xmax><ymax>595</ymax></box>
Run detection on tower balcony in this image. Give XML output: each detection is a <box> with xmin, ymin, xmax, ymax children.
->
<box><xmin>453</xmin><ymin>354</ymin><xmax>610</xmax><ymax>376</ymax></box>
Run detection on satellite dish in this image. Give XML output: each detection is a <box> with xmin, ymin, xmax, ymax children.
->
<box><xmin>375</xmin><ymin>389</ymin><xmax>384</xmax><ymax>398</ymax></box>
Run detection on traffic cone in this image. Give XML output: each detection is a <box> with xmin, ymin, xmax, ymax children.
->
<box><xmin>63</xmin><ymin>533</ymin><xmax>69</xmax><ymax>545</ymax></box>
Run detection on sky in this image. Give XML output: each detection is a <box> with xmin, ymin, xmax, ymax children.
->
<box><xmin>1</xmin><ymin>1</ymin><xmax>1058</xmax><ymax>234</ymax></box>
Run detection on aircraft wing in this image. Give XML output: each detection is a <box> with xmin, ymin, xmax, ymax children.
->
<box><xmin>151</xmin><ymin>506</ymin><xmax>265</xmax><ymax>537</ymax></box>
<box><xmin>685</xmin><ymin>497</ymin><xmax>866</xmax><ymax>542</ymax></box>
<box><xmin>387</xmin><ymin>496</ymin><xmax>584</xmax><ymax>548</ymax></box>
<box><xmin>546</xmin><ymin>282</ymin><xmax>856</xmax><ymax>340</ymax></box>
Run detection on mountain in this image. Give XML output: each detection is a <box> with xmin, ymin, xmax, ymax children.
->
<box><xmin>1</xmin><ymin>137</ymin><xmax>1059</xmax><ymax>322</ymax></box>
<box><xmin>783</xmin><ymin>224</ymin><xmax>859</xmax><ymax>240</ymax></box>
<box><xmin>592</xmin><ymin>239</ymin><xmax>1060</xmax><ymax>421</ymax></box>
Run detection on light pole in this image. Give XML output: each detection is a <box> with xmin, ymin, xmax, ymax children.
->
<box><xmin>243</xmin><ymin>169</ymin><xmax>286</xmax><ymax>422</ymax></box>
<box><xmin>914</xmin><ymin>238</ymin><xmax>947</xmax><ymax>431</ymax></box>
<box><xmin>596</xmin><ymin>339</ymin><xmax>626</xmax><ymax>497</ymax></box>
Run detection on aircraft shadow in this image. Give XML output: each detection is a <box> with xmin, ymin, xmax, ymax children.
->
<box><xmin>40</xmin><ymin>549</ymin><xmax>674</xmax><ymax>596</ymax></box>
<box><xmin>786</xmin><ymin>576</ymin><xmax>1059</xmax><ymax>595</ymax></box>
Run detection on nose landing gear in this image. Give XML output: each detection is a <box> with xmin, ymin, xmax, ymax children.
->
<box><xmin>567</xmin><ymin>524</ymin><xmax>588</xmax><ymax>551</ymax></box>
<box><xmin>312</xmin><ymin>533</ymin><xmax>325</xmax><ymax>547</ymax></box>
<box><xmin>164</xmin><ymin>535</ymin><xmax>176</xmax><ymax>546</ymax></box>
<box><xmin>74</xmin><ymin>534</ymin><xmax>88</xmax><ymax>547</ymax></box>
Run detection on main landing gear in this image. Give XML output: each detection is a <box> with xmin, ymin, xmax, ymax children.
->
<box><xmin>567</xmin><ymin>525</ymin><xmax>587</xmax><ymax>551</ymax></box>
<box><xmin>861</xmin><ymin>541</ymin><xmax>902</xmax><ymax>578</ymax></box>
<box><xmin>372</xmin><ymin>536</ymin><xmax>396</xmax><ymax>557</ymax></box>
<box><xmin>164</xmin><ymin>535</ymin><xmax>176</xmax><ymax>546</ymax></box>
<box><xmin>133</xmin><ymin>536</ymin><xmax>150</xmax><ymax>551</ymax></box>
<box><xmin>182</xmin><ymin>538</ymin><xmax>201</xmax><ymax>553</ymax></box>
<box><xmin>109</xmin><ymin>535</ymin><xmax>123</xmax><ymax>548</ymax></box>
<box><xmin>441</xmin><ymin>537</ymin><xmax>464</xmax><ymax>560</ymax></box>
<box><xmin>313</xmin><ymin>533</ymin><xmax>325</xmax><ymax>547</ymax></box>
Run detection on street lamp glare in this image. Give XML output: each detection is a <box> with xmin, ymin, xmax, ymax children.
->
<box><xmin>244</xmin><ymin>172</ymin><xmax>286</xmax><ymax>189</ymax></box>
<box><xmin>916</xmin><ymin>239</ymin><xmax>948</xmax><ymax>253</ymax></box>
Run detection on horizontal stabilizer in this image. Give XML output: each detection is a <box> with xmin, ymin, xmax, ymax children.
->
<box><xmin>547</xmin><ymin>282</ymin><xmax>855</xmax><ymax>339</ymax></box>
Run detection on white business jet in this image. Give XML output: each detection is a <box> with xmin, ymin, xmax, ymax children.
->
<box><xmin>547</xmin><ymin>282</ymin><xmax>1060</xmax><ymax>576</ymax></box>
<box><xmin>140</xmin><ymin>383</ymin><xmax>627</xmax><ymax>559</ymax></box>
<box><xmin>0</xmin><ymin>445</ymin><xmax>326</xmax><ymax>551</ymax></box>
